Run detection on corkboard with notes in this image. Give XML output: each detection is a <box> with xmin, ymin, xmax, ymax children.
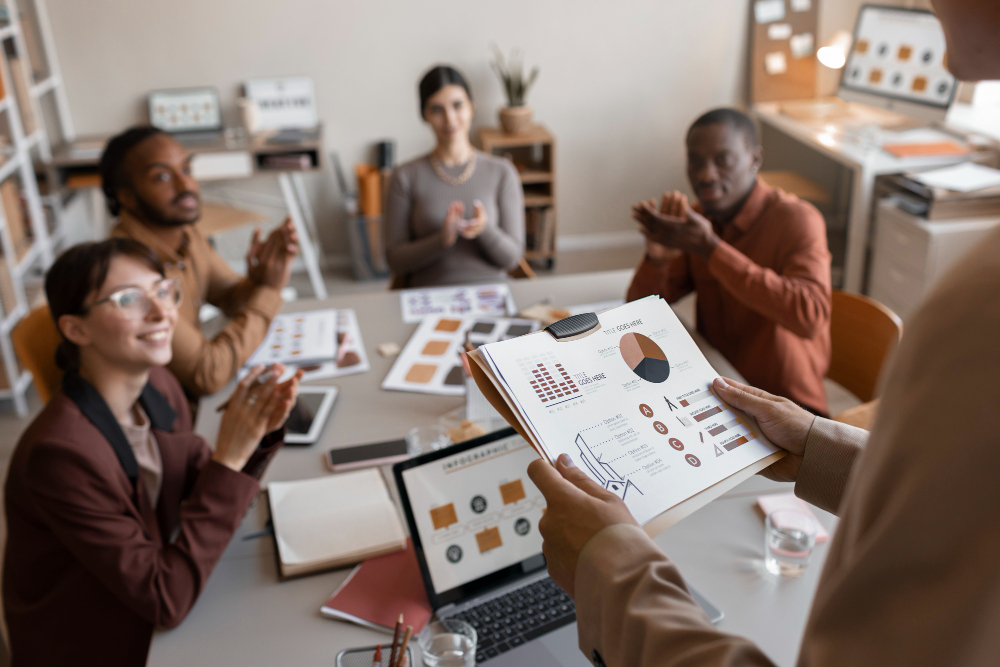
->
<box><xmin>748</xmin><ymin>0</ymin><xmax>819</xmax><ymax>103</ymax></box>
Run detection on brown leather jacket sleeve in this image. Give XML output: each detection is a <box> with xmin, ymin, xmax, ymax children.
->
<box><xmin>575</xmin><ymin>523</ymin><xmax>776</xmax><ymax>666</ymax></box>
<box><xmin>24</xmin><ymin>443</ymin><xmax>259</xmax><ymax>629</ymax></box>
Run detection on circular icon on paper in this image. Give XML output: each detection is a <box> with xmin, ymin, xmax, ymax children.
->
<box><xmin>639</xmin><ymin>404</ymin><xmax>654</xmax><ymax>418</ymax></box>
<box><xmin>669</xmin><ymin>438</ymin><xmax>685</xmax><ymax>451</ymax></box>
<box><xmin>921</xmin><ymin>49</ymin><xmax>933</xmax><ymax>64</ymax></box>
<box><xmin>446</xmin><ymin>545</ymin><xmax>463</xmax><ymax>563</ymax></box>
<box><xmin>514</xmin><ymin>518</ymin><xmax>531</xmax><ymax>536</ymax></box>
<box><xmin>653</xmin><ymin>421</ymin><xmax>668</xmax><ymax>435</ymax></box>
<box><xmin>470</xmin><ymin>495</ymin><xmax>488</xmax><ymax>514</ymax></box>
<box><xmin>685</xmin><ymin>454</ymin><xmax>701</xmax><ymax>467</ymax></box>
<box><xmin>619</xmin><ymin>333</ymin><xmax>669</xmax><ymax>383</ymax></box>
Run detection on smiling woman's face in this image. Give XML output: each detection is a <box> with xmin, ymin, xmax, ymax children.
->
<box><xmin>62</xmin><ymin>256</ymin><xmax>178</xmax><ymax>374</ymax></box>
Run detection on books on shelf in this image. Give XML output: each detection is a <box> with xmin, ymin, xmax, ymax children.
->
<box><xmin>468</xmin><ymin>296</ymin><xmax>783</xmax><ymax>537</ymax></box>
<box><xmin>268</xmin><ymin>468</ymin><xmax>407</xmax><ymax>579</ymax></box>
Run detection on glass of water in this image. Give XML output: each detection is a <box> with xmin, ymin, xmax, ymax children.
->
<box><xmin>764</xmin><ymin>508</ymin><xmax>818</xmax><ymax>578</ymax></box>
<box><xmin>418</xmin><ymin>618</ymin><xmax>477</xmax><ymax>667</ymax></box>
<box><xmin>406</xmin><ymin>425</ymin><xmax>451</xmax><ymax>455</ymax></box>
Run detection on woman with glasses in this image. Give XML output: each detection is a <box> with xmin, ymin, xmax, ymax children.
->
<box><xmin>383</xmin><ymin>65</ymin><xmax>525</xmax><ymax>287</ymax></box>
<box><xmin>3</xmin><ymin>238</ymin><xmax>301</xmax><ymax>665</ymax></box>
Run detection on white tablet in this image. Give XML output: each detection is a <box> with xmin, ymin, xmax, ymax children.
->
<box><xmin>284</xmin><ymin>386</ymin><xmax>339</xmax><ymax>445</ymax></box>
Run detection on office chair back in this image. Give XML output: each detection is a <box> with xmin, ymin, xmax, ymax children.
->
<box><xmin>11</xmin><ymin>305</ymin><xmax>63</xmax><ymax>404</ymax></box>
<box><xmin>828</xmin><ymin>290</ymin><xmax>902</xmax><ymax>403</ymax></box>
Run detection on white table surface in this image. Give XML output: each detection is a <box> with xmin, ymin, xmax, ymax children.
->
<box><xmin>151</xmin><ymin>270</ymin><xmax>836</xmax><ymax>666</ymax></box>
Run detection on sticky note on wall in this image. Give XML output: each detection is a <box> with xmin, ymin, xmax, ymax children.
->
<box><xmin>765</xmin><ymin>51</ymin><xmax>788</xmax><ymax>75</ymax></box>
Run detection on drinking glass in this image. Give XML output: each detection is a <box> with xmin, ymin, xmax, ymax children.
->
<box><xmin>764</xmin><ymin>508</ymin><xmax>818</xmax><ymax>578</ymax></box>
<box><xmin>418</xmin><ymin>618</ymin><xmax>477</xmax><ymax>667</ymax></box>
<box><xmin>406</xmin><ymin>425</ymin><xmax>451</xmax><ymax>455</ymax></box>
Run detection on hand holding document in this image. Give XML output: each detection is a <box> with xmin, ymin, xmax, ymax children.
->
<box><xmin>468</xmin><ymin>296</ymin><xmax>783</xmax><ymax>536</ymax></box>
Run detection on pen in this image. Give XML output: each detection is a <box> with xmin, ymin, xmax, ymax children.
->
<box><xmin>388</xmin><ymin>613</ymin><xmax>404</xmax><ymax>666</ymax></box>
<box><xmin>216</xmin><ymin>368</ymin><xmax>279</xmax><ymax>412</ymax></box>
<box><xmin>372</xmin><ymin>644</ymin><xmax>381</xmax><ymax>667</ymax></box>
<box><xmin>394</xmin><ymin>625</ymin><xmax>413</xmax><ymax>667</ymax></box>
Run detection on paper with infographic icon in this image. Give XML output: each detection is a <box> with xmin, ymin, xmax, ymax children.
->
<box><xmin>472</xmin><ymin>296</ymin><xmax>782</xmax><ymax>529</ymax></box>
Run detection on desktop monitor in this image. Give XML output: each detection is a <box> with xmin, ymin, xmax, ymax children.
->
<box><xmin>838</xmin><ymin>5</ymin><xmax>956</xmax><ymax>123</ymax></box>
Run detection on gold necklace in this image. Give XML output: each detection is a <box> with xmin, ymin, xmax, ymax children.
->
<box><xmin>430</xmin><ymin>150</ymin><xmax>477</xmax><ymax>186</ymax></box>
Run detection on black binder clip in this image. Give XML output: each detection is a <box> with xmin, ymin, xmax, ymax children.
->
<box><xmin>545</xmin><ymin>312</ymin><xmax>599</xmax><ymax>340</ymax></box>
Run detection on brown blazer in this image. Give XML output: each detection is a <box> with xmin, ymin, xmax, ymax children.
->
<box><xmin>3</xmin><ymin>367</ymin><xmax>281</xmax><ymax>666</ymax></box>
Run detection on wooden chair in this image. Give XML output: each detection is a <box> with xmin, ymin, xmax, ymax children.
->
<box><xmin>11</xmin><ymin>304</ymin><xmax>63</xmax><ymax>404</ymax></box>
<box><xmin>828</xmin><ymin>290</ymin><xmax>903</xmax><ymax>429</ymax></box>
<box><xmin>388</xmin><ymin>257</ymin><xmax>537</xmax><ymax>290</ymax></box>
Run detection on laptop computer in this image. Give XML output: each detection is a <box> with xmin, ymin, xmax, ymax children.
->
<box><xmin>393</xmin><ymin>428</ymin><xmax>722</xmax><ymax>665</ymax></box>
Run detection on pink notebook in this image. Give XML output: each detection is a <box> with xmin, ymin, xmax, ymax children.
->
<box><xmin>320</xmin><ymin>539</ymin><xmax>433</xmax><ymax>633</ymax></box>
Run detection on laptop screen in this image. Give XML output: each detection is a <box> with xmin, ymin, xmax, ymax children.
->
<box><xmin>395</xmin><ymin>429</ymin><xmax>546</xmax><ymax>609</ymax></box>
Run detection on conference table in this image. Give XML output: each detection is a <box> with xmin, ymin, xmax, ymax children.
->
<box><xmin>152</xmin><ymin>269</ymin><xmax>838</xmax><ymax>667</ymax></box>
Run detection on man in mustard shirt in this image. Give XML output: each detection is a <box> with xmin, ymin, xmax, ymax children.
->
<box><xmin>101</xmin><ymin>126</ymin><xmax>299</xmax><ymax>399</ymax></box>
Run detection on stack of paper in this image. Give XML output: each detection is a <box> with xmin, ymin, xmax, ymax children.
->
<box><xmin>469</xmin><ymin>296</ymin><xmax>783</xmax><ymax>536</ymax></box>
<box><xmin>268</xmin><ymin>469</ymin><xmax>407</xmax><ymax>579</ymax></box>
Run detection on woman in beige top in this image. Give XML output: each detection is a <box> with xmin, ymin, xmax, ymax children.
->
<box><xmin>526</xmin><ymin>1</ymin><xmax>1000</xmax><ymax>665</ymax></box>
<box><xmin>384</xmin><ymin>65</ymin><xmax>525</xmax><ymax>288</ymax></box>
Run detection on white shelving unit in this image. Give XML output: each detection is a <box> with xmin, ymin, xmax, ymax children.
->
<box><xmin>0</xmin><ymin>0</ymin><xmax>72</xmax><ymax>415</ymax></box>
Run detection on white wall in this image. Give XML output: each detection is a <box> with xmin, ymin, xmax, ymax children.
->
<box><xmin>45</xmin><ymin>0</ymin><xmax>891</xmax><ymax>257</ymax></box>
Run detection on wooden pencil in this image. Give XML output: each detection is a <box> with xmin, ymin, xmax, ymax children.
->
<box><xmin>394</xmin><ymin>625</ymin><xmax>413</xmax><ymax>667</ymax></box>
<box><xmin>388</xmin><ymin>613</ymin><xmax>404</xmax><ymax>667</ymax></box>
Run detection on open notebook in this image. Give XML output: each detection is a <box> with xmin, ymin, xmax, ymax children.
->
<box><xmin>268</xmin><ymin>469</ymin><xmax>407</xmax><ymax>579</ymax></box>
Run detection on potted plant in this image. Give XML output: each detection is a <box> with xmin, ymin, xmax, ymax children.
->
<box><xmin>491</xmin><ymin>44</ymin><xmax>539</xmax><ymax>135</ymax></box>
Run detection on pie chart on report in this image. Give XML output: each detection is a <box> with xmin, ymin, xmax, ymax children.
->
<box><xmin>619</xmin><ymin>332</ymin><xmax>670</xmax><ymax>383</ymax></box>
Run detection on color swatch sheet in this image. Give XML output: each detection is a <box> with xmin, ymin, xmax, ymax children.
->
<box><xmin>382</xmin><ymin>315</ymin><xmax>540</xmax><ymax>396</ymax></box>
<box><xmin>246</xmin><ymin>308</ymin><xmax>337</xmax><ymax>367</ymax></box>
<box><xmin>477</xmin><ymin>296</ymin><xmax>779</xmax><ymax>526</ymax></box>
<box><xmin>242</xmin><ymin>309</ymin><xmax>370</xmax><ymax>382</ymax></box>
<box><xmin>399</xmin><ymin>283</ymin><xmax>516</xmax><ymax>324</ymax></box>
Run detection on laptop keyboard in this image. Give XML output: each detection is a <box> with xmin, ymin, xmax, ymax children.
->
<box><xmin>447</xmin><ymin>576</ymin><xmax>576</xmax><ymax>663</ymax></box>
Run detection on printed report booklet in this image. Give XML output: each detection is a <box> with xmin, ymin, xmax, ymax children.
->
<box><xmin>469</xmin><ymin>295</ymin><xmax>783</xmax><ymax>536</ymax></box>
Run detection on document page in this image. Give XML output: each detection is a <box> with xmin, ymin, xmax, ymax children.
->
<box><xmin>478</xmin><ymin>296</ymin><xmax>779</xmax><ymax>525</ymax></box>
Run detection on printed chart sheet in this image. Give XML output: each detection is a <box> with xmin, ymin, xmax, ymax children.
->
<box><xmin>399</xmin><ymin>283</ymin><xmax>516</xmax><ymax>324</ymax></box>
<box><xmin>478</xmin><ymin>296</ymin><xmax>779</xmax><ymax>525</ymax></box>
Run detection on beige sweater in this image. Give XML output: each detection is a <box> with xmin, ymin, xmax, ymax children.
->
<box><xmin>574</xmin><ymin>226</ymin><xmax>1000</xmax><ymax>666</ymax></box>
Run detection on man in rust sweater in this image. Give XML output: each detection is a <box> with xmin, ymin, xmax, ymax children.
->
<box><xmin>628</xmin><ymin>108</ymin><xmax>831</xmax><ymax>415</ymax></box>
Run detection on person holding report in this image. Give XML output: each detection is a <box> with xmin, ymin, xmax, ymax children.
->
<box><xmin>3</xmin><ymin>239</ymin><xmax>301</xmax><ymax>665</ymax></box>
<box><xmin>628</xmin><ymin>108</ymin><xmax>832</xmax><ymax>416</ymax></box>
<box><xmin>530</xmin><ymin>2</ymin><xmax>1000</xmax><ymax>664</ymax></box>
<box><xmin>102</xmin><ymin>126</ymin><xmax>299</xmax><ymax>399</ymax></box>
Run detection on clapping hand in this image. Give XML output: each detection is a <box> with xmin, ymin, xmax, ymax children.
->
<box><xmin>459</xmin><ymin>200</ymin><xmax>488</xmax><ymax>239</ymax></box>
<box><xmin>632</xmin><ymin>190</ymin><xmax>720</xmax><ymax>260</ymax></box>
<box><xmin>247</xmin><ymin>217</ymin><xmax>300</xmax><ymax>289</ymax></box>
<box><xmin>212</xmin><ymin>364</ymin><xmax>304</xmax><ymax>472</ymax></box>
<box><xmin>441</xmin><ymin>201</ymin><xmax>464</xmax><ymax>248</ymax></box>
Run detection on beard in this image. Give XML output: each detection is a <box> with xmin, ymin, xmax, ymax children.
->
<box><xmin>127</xmin><ymin>190</ymin><xmax>200</xmax><ymax>228</ymax></box>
